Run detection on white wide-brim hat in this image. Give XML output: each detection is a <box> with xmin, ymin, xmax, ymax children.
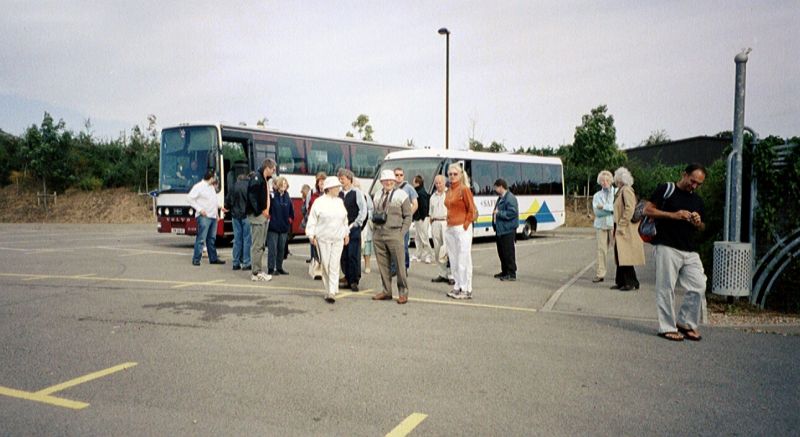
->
<box><xmin>323</xmin><ymin>176</ymin><xmax>342</xmax><ymax>191</ymax></box>
<box><xmin>379</xmin><ymin>169</ymin><xmax>395</xmax><ymax>181</ymax></box>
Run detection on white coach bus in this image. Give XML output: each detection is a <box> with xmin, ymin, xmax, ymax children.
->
<box><xmin>370</xmin><ymin>149</ymin><xmax>565</xmax><ymax>239</ymax></box>
<box><xmin>156</xmin><ymin>123</ymin><xmax>406</xmax><ymax>238</ymax></box>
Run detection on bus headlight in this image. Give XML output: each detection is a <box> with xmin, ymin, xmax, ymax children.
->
<box><xmin>164</xmin><ymin>208</ymin><xmax>171</xmax><ymax>216</ymax></box>
<box><xmin>188</xmin><ymin>208</ymin><xmax>194</xmax><ymax>216</ymax></box>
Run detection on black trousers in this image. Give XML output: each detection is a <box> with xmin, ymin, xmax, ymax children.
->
<box><xmin>341</xmin><ymin>226</ymin><xmax>362</xmax><ymax>285</ymax></box>
<box><xmin>614</xmin><ymin>243</ymin><xmax>639</xmax><ymax>288</ymax></box>
<box><xmin>496</xmin><ymin>232</ymin><xmax>517</xmax><ymax>276</ymax></box>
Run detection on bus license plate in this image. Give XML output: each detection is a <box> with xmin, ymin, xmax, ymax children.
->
<box><xmin>171</xmin><ymin>228</ymin><xmax>185</xmax><ymax>235</ymax></box>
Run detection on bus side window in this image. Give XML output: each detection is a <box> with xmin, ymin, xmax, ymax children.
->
<box><xmin>307</xmin><ymin>140</ymin><xmax>349</xmax><ymax>175</ymax></box>
<box><xmin>499</xmin><ymin>162</ymin><xmax>522</xmax><ymax>195</ymax></box>
<box><xmin>471</xmin><ymin>160</ymin><xmax>498</xmax><ymax>195</ymax></box>
<box><xmin>277</xmin><ymin>137</ymin><xmax>306</xmax><ymax>174</ymax></box>
<box><xmin>350</xmin><ymin>145</ymin><xmax>385</xmax><ymax>178</ymax></box>
<box><xmin>544</xmin><ymin>164</ymin><xmax>564</xmax><ymax>195</ymax></box>
<box><xmin>522</xmin><ymin>163</ymin><xmax>544</xmax><ymax>195</ymax></box>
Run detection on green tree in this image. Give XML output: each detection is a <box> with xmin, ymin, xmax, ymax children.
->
<box><xmin>488</xmin><ymin>141</ymin><xmax>506</xmax><ymax>153</ymax></box>
<box><xmin>0</xmin><ymin>129</ymin><xmax>21</xmax><ymax>186</ymax></box>
<box><xmin>514</xmin><ymin>145</ymin><xmax>562</xmax><ymax>156</ymax></box>
<box><xmin>640</xmin><ymin>129</ymin><xmax>670</xmax><ymax>146</ymax></box>
<box><xmin>20</xmin><ymin>112</ymin><xmax>75</xmax><ymax>204</ymax></box>
<box><xmin>468</xmin><ymin>139</ymin><xmax>484</xmax><ymax>151</ymax></box>
<box><xmin>562</xmin><ymin>104</ymin><xmax>626</xmax><ymax>193</ymax></box>
<box><xmin>347</xmin><ymin>114</ymin><xmax>374</xmax><ymax>141</ymax></box>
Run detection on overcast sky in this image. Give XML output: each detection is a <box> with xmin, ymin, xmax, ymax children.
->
<box><xmin>1</xmin><ymin>1</ymin><xmax>797</xmax><ymax>149</ymax></box>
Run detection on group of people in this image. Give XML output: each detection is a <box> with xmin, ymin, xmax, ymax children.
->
<box><xmin>367</xmin><ymin>164</ymin><xmax>520</xmax><ymax>302</ymax></box>
<box><xmin>187</xmin><ymin>159</ymin><xmax>522</xmax><ymax>305</ymax></box>
<box><xmin>187</xmin><ymin>158</ymin><xmax>708</xmax><ymax>341</ymax></box>
<box><xmin>188</xmin><ymin>159</ymin><xmax>290</xmax><ymax>282</ymax></box>
<box><xmin>592</xmin><ymin>164</ymin><xmax>709</xmax><ymax>342</ymax></box>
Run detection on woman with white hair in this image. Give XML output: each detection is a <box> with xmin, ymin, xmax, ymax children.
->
<box><xmin>445</xmin><ymin>164</ymin><xmax>476</xmax><ymax>300</ymax></box>
<box><xmin>592</xmin><ymin>170</ymin><xmax>615</xmax><ymax>282</ymax></box>
<box><xmin>305</xmin><ymin>176</ymin><xmax>350</xmax><ymax>303</ymax></box>
<box><xmin>612</xmin><ymin>167</ymin><xmax>645</xmax><ymax>291</ymax></box>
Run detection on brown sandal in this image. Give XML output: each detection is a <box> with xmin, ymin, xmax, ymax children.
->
<box><xmin>658</xmin><ymin>332</ymin><xmax>684</xmax><ymax>341</ymax></box>
<box><xmin>676</xmin><ymin>325</ymin><xmax>702</xmax><ymax>341</ymax></box>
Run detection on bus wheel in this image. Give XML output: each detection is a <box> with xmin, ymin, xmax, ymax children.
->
<box><xmin>519</xmin><ymin>219</ymin><xmax>536</xmax><ymax>240</ymax></box>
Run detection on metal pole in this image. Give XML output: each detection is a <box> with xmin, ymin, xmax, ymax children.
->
<box><xmin>438</xmin><ymin>28</ymin><xmax>450</xmax><ymax>150</ymax></box>
<box><xmin>729</xmin><ymin>48</ymin><xmax>750</xmax><ymax>242</ymax></box>
<box><xmin>445</xmin><ymin>32</ymin><xmax>449</xmax><ymax>150</ymax></box>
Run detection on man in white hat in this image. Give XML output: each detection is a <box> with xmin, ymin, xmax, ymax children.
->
<box><xmin>371</xmin><ymin>169</ymin><xmax>413</xmax><ymax>304</ymax></box>
<box><xmin>304</xmin><ymin>176</ymin><xmax>350</xmax><ymax>303</ymax></box>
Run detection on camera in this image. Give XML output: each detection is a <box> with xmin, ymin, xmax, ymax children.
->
<box><xmin>372</xmin><ymin>211</ymin><xmax>387</xmax><ymax>225</ymax></box>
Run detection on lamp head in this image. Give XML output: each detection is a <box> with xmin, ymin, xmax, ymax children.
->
<box><xmin>438</xmin><ymin>27</ymin><xmax>449</xmax><ymax>35</ymax></box>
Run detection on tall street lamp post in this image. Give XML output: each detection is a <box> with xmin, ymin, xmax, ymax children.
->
<box><xmin>438</xmin><ymin>27</ymin><xmax>450</xmax><ymax>150</ymax></box>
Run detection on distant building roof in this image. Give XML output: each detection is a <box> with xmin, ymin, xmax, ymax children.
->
<box><xmin>625</xmin><ymin>136</ymin><xmax>730</xmax><ymax>167</ymax></box>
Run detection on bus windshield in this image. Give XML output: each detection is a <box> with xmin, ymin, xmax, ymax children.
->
<box><xmin>159</xmin><ymin>126</ymin><xmax>218</xmax><ymax>192</ymax></box>
<box><xmin>372</xmin><ymin>158</ymin><xmax>444</xmax><ymax>196</ymax></box>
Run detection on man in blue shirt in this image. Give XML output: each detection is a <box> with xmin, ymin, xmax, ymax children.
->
<box><xmin>492</xmin><ymin>178</ymin><xmax>519</xmax><ymax>281</ymax></box>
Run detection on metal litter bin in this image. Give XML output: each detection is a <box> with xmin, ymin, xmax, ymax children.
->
<box><xmin>712</xmin><ymin>241</ymin><xmax>752</xmax><ymax>297</ymax></box>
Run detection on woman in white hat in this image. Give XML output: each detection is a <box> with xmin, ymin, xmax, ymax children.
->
<box><xmin>305</xmin><ymin>176</ymin><xmax>350</xmax><ymax>303</ymax></box>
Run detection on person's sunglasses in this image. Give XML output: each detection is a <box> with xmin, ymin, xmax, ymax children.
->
<box><xmin>448</xmin><ymin>172</ymin><xmax>458</xmax><ymax>176</ymax></box>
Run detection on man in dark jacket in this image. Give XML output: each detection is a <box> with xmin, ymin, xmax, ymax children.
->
<box><xmin>337</xmin><ymin>169</ymin><xmax>366</xmax><ymax>291</ymax></box>
<box><xmin>492</xmin><ymin>178</ymin><xmax>519</xmax><ymax>281</ymax></box>
<box><xmin>224</xmin><ymin>174</ymin><xmax>252</xmax><ymax>271</ymax></box>
<box><xmin>246</xmin><ymin>158</ymin><xmax>276</xmax><ymax>281</ymax></box>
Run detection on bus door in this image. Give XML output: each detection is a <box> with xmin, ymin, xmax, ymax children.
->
<box><xmin>218</xmin><ymin>129</ymin><xmax>255</xmax><ymax>237</ymax></box>
<box><xmin>219</xmin><ymin>129</ymin><xmax>253</xmax><ymax>199</ymax></box>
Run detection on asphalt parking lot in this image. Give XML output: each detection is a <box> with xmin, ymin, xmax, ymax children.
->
<box><xmin>1</xmin><ymin>224</ymin><xmax>798</xmax><ymax>436</ymax></box>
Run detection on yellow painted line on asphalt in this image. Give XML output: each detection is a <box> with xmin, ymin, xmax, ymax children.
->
<box><xmin>0</xmin><ymin>385</ymin><xmax>89</xmax><ymax>410</ymax></box>
<box><xmin>35</xmin><ymin>362</ymin><xmax>138</xmax><ymax>396</ymax></box>
<box><xmin>0</xmin><ymin>272</ymin><xmax>325</xmax><ymax>294</ymax></box>
<box><xmin>0</xmin><ymin>362</ymin><xmax>138</xmax><ymax>410</ymax></box>
<box><xmin>341</xmin><ymin>291</ymin><xmax>538</xmax><ymax>313</ymax></box>
<box><xmin>335</xmin><ymin>289</ymin><xmax>374</xmax><ymax>300</ymax></box>
<box><xmin>171</xmin><ymin>279</ymin><xmax>225</xmax><ymax>289</ymax></box>
<box><xmin>71</xmin><ymin>274</ymin><xmax>97</xmax><ymax>278</ymax></box>
<box><xmin>0</xmin><ymin>272</ymin><xmax>538</xmax><ymax>313</ymax></box>
<box><xmin>118</xmin><ymin>249</ymin><xmax>187</xmax><ymax>257</ymax></box>
<box><xmin>386</xmin><ymin>413</ymin><xmax>428</xmax><ymax>437</ymax></box>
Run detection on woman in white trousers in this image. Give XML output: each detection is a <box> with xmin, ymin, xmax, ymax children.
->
<box><xmin>444</xmin><ymin>164</ymin><xmax>476</xmax><ymax>300</ymax></box>
<box><xmin>305</xmin><ymin>176</ymin><xmax>349</xmax><ymax>303</ymax></box>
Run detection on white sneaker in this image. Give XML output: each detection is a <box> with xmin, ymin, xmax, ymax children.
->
<box><xmin>447</xmin><ymin>289</ymin><xmax>461</xmax><ymax>298</ymax></box>
<box><xmin>251</xmin><ymin>272</ymin><xmax>272</xmax><ymax>282</ymax></box>
<box><xmin>410</xmin><ymin>255</ymin><xmax>420</xmax><ymax>262</ymax></box>
<box><xmin>364</xmin><ymin>267</ymin><xmax>371</xmax><ymax>273</ymax></box>
<box><xmin>454</xmin><ymin>291</ymin><xmax>472</xmax><ymax>300</ymax></box>
<box><xmin>424</xmin><ymin>257</ymin><xmax>432</xmax><ymax>264</ymax></box>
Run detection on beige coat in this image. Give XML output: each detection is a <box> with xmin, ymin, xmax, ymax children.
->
<box><xmin>613</xmin><ymin>185</ymin><xmax>646</xmax><ymax>266</ymax></box>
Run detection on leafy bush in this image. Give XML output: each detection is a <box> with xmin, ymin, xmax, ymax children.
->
<box><xmin>77</xmin><ymin>176</ymin><xmax>103</xmax><ymax>191</ymax></box>
<box><xmin>4</xmin><ymin>113</ymin><xmax>159</xmax><ymax>193</ymax></box>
